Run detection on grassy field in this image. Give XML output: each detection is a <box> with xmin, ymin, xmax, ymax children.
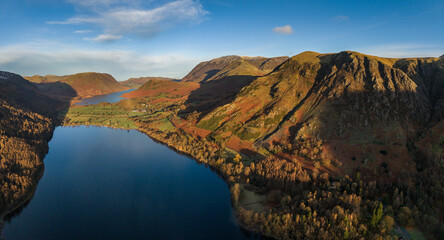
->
<box><xmin>64</xmin><ymin>103</ymin><xmax>179</xmax><ymax>133</ymax></box>
<box><xmin>65</xmin><ymin>105</ymin><xmax>142</xmax><ymax>129</ymax></box>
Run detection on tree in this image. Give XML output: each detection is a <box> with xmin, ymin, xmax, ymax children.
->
<box><xmin>231</xmin><ymin>183</ymin><xmax>241</xmax><ymax>203</ymax></box>
<box><xmin>379</xmin><ymin>215</ymin><xmax>395</xmax><ymax>233</ymax></box>
<box><xmin>233</xmin><ymin>154</ymin><xmax>242</xmax><ymax>163</ymax></box>
<box><xmin>370</xmin><ymin>202</ymin><xmax>383</xmax><ymax>228</ymax></box>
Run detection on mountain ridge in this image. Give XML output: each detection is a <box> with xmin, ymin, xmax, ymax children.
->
<box><xmin>25</xmin><ymin>72</ymin><xmax>127</xmax><ymax>99</ymax></box>
<box><xmin>120</xmin><ymin>77</ymin><xmax>177</xmax><ymax>89</ymax></box>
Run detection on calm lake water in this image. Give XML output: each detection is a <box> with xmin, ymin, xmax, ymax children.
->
<box><xmin>76</xmin><ymin>89</ymin><xmax>134</xmax><ymax>105</ymax></box>
<box><xmin>2</xmin><ymin>126</ymin><xmax>253</xmax><ymax>240</ymax></box>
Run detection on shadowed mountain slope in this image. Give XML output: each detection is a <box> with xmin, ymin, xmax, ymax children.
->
<box><xmin>0</xmin><ymin>71</ymin><xmax>71</xmax><ymax>216</ymax></box>
<box><xmin>25</xmin><ymin>72</ymin><xmax>127</xmax><ymax>98</ymax></box>
<box><xmin>180</xmin><ymin>55</ymin><xmax>288</xmax><ymax>115</ymax></box>
<box><xmin>181</xmin><ymin>55</ymin><xmax>288</xmax><ymax>83</ymax></box>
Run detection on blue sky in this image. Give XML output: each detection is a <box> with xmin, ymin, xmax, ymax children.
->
<box><xmin>0</xmin><ymin>0</ymin><xmax>443</xmax><ymax>80</ymax></box>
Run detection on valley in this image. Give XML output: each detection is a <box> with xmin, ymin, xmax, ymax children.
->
<box><xmin>0</xmin><ymin>51</ymin><xmax>443</xmax><ymax>239</ymax></box>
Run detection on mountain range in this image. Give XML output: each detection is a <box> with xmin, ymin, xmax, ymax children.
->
<box><xmin>1</xmin><ymin>50</ymin><xmax>443</xmax><ymax>239</ymax></box>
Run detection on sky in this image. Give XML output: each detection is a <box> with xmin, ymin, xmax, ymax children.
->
<box><xmin>0</xmin><ymin>0</ymin><xmax>443</xmax><ymax>81</ymax></box>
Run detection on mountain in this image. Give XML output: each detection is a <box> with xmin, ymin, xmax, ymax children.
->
<box><xmin>125</xmin><ymin>52</ymin><xmax>443</xmax><ymax>239</ymax></box>
<box><xmin>120</xmin><ymin>79</ymin><xmax>199</xmax><ymax>101</ymax></box>
<box><xmin>120</xmin><ymin>77</ymin><xmax>177</xmax><ymax>89</ymax></box>
<box><xmin>122</xmin><ymin>56</ymin><xmax>288</xmax><ymax>110</ymax></box>
<box><xmin>0</xmin><ymin>71</ymin><xmax>69</xmax><ymax>215</ymax></box>
<box><xmin>0</xmin><ymin>71</ymin><xmax>66</xmax><ymax>117</ymax></box>
<box><xmin>26</xmin><ymin>52</ymin><xmax>443</xmax><ymax>239</ymax></box>
<box><xmin>181</xmin><ymin>55</ymin><xmax>288</xmax><ymax>83</ymax></box>
<box><xmin>189</xmin><ymin>51</ymin><xmax>443</xmax><ymax>179</ymax></box>
<box><xmin>25</xmin><ymin>72</ymin><xmax>127</xmax><ymax>98</ymax></box>
<box><xmin>179</xmin><ymin>55</ymin><xmax>288</xmax><ymax>114</ymax></box>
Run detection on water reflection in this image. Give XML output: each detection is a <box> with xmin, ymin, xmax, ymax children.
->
<box><xmin>76</xmin><ymin>89</ymin><xmax>134</xmax><ymax>105</ymax></box>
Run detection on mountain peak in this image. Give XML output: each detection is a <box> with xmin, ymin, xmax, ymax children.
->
<box><xmin>181</xmin><ymin>55</ymin><xmax>288</xmax><ymax>83</ymax></box>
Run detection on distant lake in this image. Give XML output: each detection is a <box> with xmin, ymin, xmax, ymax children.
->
<box><xmin>76</xmin><ymin>89</ymin><xmax>134</xmax><ymax>105</ymax></box>
<box><xmin>2</xmin><ymin>126</ymin><xmax>254</xmax><ymax>240</ymax></box>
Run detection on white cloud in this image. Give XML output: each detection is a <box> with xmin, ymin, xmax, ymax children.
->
<box><xmin>74</xmin><ymin>30</ymin><xmax>92</xmax><ymax>34</ymax></box>
<box><xmin>84</xmin><ymin>34</ymin><xmax>122</xmax><ymax>42</ymax></box>
<box><xmin>358</xmin><ymin>44</ymin><xmax>444</xmax><ymax>58</ymax></box>
<box><xmin>69</xmin><ymin>0</ymin><xmax>134</xmax><ymax>6</ymax></box>
<box><xmin>0</xmin><ymin>42</ymin><xmax>202</xmax><ymax>80</ymax></box>
<box><xmin>273</xmin><ymin>25</ymin><xmax>293</xmax><ymax>35</ymax></box>
<box><xmin>333</xmin><ymin>15</ymin><xmax>350</xmax><ymax>22</ymax></box>
<box><xmin>49</xmin><ymin>0</ymin><xmax>208</xmax><ymax>40</ymax></box>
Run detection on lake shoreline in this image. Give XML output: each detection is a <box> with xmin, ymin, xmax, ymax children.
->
<box><xmin>3</xmin><ymin>125</ymin><xmax>256</xmax><ymax>239</ymax></box>
<box><xmin>59</xmin><ymin>123</ymin><xmax>266</xmax><ymax>239</ymax></box>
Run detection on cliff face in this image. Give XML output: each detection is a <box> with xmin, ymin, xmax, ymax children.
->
<box><xmin>25</xmin><ymin>72</ymin><xmax>127</xmax><ymax>98</ymax></box>
<box><xmin>393</xmin><ymin>57</ymin><xmax>444</xmax><ymax>123</ymax></box>
<box><xmin>192</xmin><ymin>51</ymin><xmax>443</xmax><ymax>178</ymax></box>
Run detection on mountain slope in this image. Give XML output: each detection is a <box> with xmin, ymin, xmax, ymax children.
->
<box><xmin>180</xmin><ymin>55</ymin><xmax>288</xmax><ymax>115</ymax></box>
<box><xmin>121</xmin><ymin>79</ymin><xmax>199</xmax><ymax>101</ymax></box>
<box><xmin>0</xmin><ymin>71</ymin><xmax>68</xmax><ymax>216</ymax></box>
<box><xmin>181</xmin><ymin>55</ymin><xmax>288</xmax><ymax>83</ymax></box>
<box><xmin>193</xmin><ymin>51</ymin><xmax>442</xmax><ymax>178</ymax></box>
<box><xmin>25</xmin><ymin>72</ymin><xmax>127</xmax><ymax>98</ymax></box>
<box><xmin>120</xmin><ymin>77</ymin><xmax>177</xmax><ymax>89</ymax></box>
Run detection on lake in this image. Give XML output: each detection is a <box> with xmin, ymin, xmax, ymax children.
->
<box><xmin>76</xmin><ymin>89</ymin><xmax>134</xmax><ymax>105</ymax></box>
<box><xmin>1</xmin><ymin>127</ymin><xmax>254</xmax><ymax>239</ymax></box>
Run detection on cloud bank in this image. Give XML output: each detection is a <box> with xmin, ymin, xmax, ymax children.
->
<box><xmin>0</xmin><ymin>42</ymin><xmax>201</xmax><ymax>80</ymax></box>
<box><xmin>273</xmin><ymin>25</ymin><xmax>293</xmax><ymax>35</ymax></box>
<box><xmin>49</xmin><ymin>0</ymin><xmax>208</xmax><ymax>40</ymax></box>
<box><xmin>84</xmin><ymin>34</ymin><xmax>122</xmax><ymax>42</ymax></box>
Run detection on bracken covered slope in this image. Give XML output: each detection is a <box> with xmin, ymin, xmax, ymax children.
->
<box><xmin>194</xmin><ymin>51</ymin><xmax>443</xmax><ymax>179</ymax></box>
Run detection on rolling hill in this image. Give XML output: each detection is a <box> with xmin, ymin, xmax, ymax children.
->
<box><xmin>25</xmin><ymin>72</ymin><xmax>127</xmax><ymax>98</ymax></box>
